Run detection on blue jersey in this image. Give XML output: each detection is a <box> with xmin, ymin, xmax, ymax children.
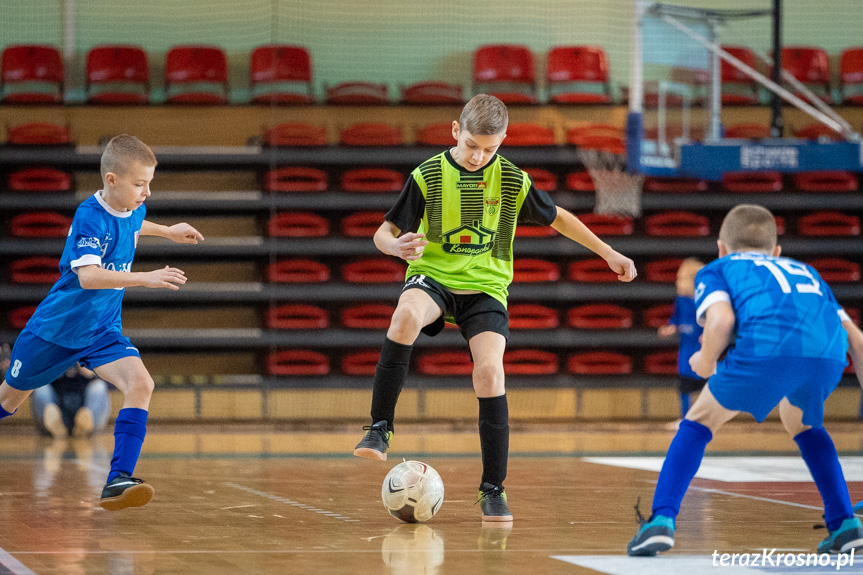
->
<box><xmin>26</xmin><ymin>192</ymin><xmax>146</xmax><ymax>348</ymax></box>
<box><xmin>670</xmin><ymin>295</ymin><xmax>703</xmax><ymax>379</ymax></box>
<box><xmin>694</xmin><ymin>252</ymin><xmax>847</xmax><ymax>360</ymax></box>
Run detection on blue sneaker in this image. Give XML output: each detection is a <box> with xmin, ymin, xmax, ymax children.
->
<box><xmin>817</xmin><ymin>517</ymin><xmax>863</xmax><ymax>554</ymax></box>
<box><xmin>854</xmin><ymin>500</ymin><xmax>863</xmax><ymax>515</ymax></box>
<box><xmin>628</xmin><ymin>513</ymin><xmax>675</xmax><ymax>556</ymax></box>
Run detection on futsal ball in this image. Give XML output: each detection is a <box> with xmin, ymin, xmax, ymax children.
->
<box><xmin>381</xmin><ymin>460</ymin><xmax>445</xmax><ymax>523</ymax></box>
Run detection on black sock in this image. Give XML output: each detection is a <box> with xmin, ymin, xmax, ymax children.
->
<box><xmin>370</xmin><ymin>337</ymin><xmax>413</xmax><ymax>433</ymax></box>
<box><xmin>478</xmin><ymin>394</ymin><xmax>509</xmax><ymax>488</ymax></box>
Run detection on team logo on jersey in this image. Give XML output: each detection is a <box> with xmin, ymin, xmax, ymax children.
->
<box><xmin>441</xmin><ymin>220</ymin><xmax>495</xmax><ymax>256</ymax></box>
<box><xmin>484</xmin><ymin>197</ymin><xmax>499</xmax><ymax>215</ymax></box>
<box><xmin>100</xmin><ymin>233</ymin><xmax>112</xmax><ymax>258</ymax></box>
<box><xmin>694</xmin><ymin>281</ymin><xmax>706</xmax><ymax>301</ymax></box>
<box><xmin>77</xmin><ymin>236</ymin><xmax>100</xmax><ymax>249</ymax></box>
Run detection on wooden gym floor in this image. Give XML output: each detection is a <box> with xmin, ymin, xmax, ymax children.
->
<box><xmin>3</xmin><ymin>422</ymin><xmax>863</xmax><ymax>574</ymax></box>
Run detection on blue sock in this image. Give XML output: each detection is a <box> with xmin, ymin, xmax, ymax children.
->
<box><xmin>794</xmin><ymin>427</ymin><xmax>853</xmax><ymax>531</ymax></box>
<box><xmin>0</xmin><ymin>402</ymin><xmax>16</xmax><ymax>420</ymax></box>
<box><xmin>107</xmin><ymin>407</ymin><xmax>148</xmax><ymax>483</ymax></box>
<box><xmin>652</xmin><ymin>419</ymin><xmax>713</xmax><ymax>519</ymax></box>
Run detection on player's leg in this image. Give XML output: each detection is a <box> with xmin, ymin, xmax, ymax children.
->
<box><xmin>354</xmin><ymin>282</ymin><xmax>444</xmax><ymax>460</ymax></box>
<box><xmin>782</xmin><ymin>360</ymin><xmax>863</xmax><ymax>554</ymax></box>
<box><xmin>628</xmin><ymin>385</ymin><xmax>737</xmax><ymax>556</ymax></box>
<box><xmin>88</xmin><ymin>347</ymin><xmax>155</xmax><ymax>511</ymax></box>
<box><xmin>468</xmin><ymin>330</ymin><xmax>513</xmax><ymax>522</ymax></box>
<box><xmin>30</xmin><ymin>384</ymin><xmax>67</xmax><ymax>439</ymax></box>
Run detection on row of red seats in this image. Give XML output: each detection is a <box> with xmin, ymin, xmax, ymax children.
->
<box><xmin>265</xmin><ymin>348</ymin><xmax>857</xmax><ymax>377</ymax></box>
<box><xmin>8</xmin><ymin>256</ymin><xmax>859</xmax><ymax>285</ymax></box>
<box><xmin>6</xmin><ymin>43</ymin><xmax>863</xmax><ymax>106</ymax></box>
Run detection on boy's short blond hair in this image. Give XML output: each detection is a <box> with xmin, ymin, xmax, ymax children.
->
<box><xmin>459</xmin><ymin>94</ymin><xmax>508</xmax><ymax>135</ymax></box>
<box><xmin>100</xmin><ymin>134</ymin><xmax>157</xmax><ymax>181</ymax></box>
<box><xmin>719</xmin><ymin>204</ymin><xmax>777</xmax><ymax>252</ymax></box>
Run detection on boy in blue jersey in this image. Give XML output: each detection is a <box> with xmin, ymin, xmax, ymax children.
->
<box><xmin>0</xmin><ymin>135</ymin><xmax>204</xmax><ymax>511</ymax></box>
<box><xmin>628</xmin><ymin>204</ymin><xmax>863</xmax><ymax>556</ymax></box>
<box><xmin>658</xmin><ymin>258</ymin><xmax>707</xmax><ymax>427</ymax></box>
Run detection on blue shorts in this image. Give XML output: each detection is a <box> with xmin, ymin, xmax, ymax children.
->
<box><xmin>708</xmin><ymin>350</ymin><xmax>847</xmax><ymax>427</ymax></box>
<box><xmin>5</xmin><ymin>328</ymin><xmax>141</xmax><ymax>391</ymax></box>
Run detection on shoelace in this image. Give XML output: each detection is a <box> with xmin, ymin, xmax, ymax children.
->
<box><xmin>361</xmin><ymin>424</ymin><xmax>385</xmax><ymax>436</ymax></box>
<box><xmin>475</xmin><ymin>486</ymin><xmax>503</xmax><ymax>505</ymax></box>
<box><xmin>634</xmin><ymin>496</ymin><xmax>647</xmax><ymax>526</ymax></box>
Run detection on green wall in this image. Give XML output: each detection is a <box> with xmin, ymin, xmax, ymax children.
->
<box><xmin>2</xmin><ymin>0</ymin><xmax>859</xmax><ymax>103</ymax></box>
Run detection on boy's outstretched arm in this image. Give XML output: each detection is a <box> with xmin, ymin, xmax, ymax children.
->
<box><xmin>141</xmin><ymin>221</ymin><xmax>204</xmax><ymax>244</ymax></box>
<box><xmin>77</xmin><ymin>264</ymin><xmax>187</xmax><ymax>290</ymax></box>
<box><xmin>374</xmin><ymin>221</ymin><xmax>428</xmax><ymax>262</ymax></box>
<box><xmin>842</xmin><ymin>318</ymin><xmax>863</xmax><ymax>389</ymax></box>
<box><xmin>550</xmin><ymin>207</ymin><xmax>636</xmax><ymax>282</ymax></box>
<box><xmin>689</xmin><ymin>301</ymin><xmax>735</xmax><ymax>379</ymax></box>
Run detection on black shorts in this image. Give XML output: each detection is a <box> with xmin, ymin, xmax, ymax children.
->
<box><xmin>679</xmin><ymin>375</ymin><xmax>707</xmax><ymax>394</ymax></box>
<box><xmin>403</xmin><ymin>274</ymin><xmax>509</xmax><ymax>341</ymax></box>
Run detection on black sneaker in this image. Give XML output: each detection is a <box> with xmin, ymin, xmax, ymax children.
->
<box><xmin>353</xmin><ymin>420</ymin><xmax>392</xmax><ymax>461</ymax></box>
<box><xmin>99</xmin><ymin>473</ymin><xmax>155</xmax><ymax>511</ymax></box>
<box><xmin>477</xmin><ymin>482</ymin><xmax>513</xmax><ymax>522</ymax></box>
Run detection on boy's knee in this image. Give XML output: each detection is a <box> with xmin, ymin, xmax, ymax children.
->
<box><xmin>388</xmin><ymin>306</ymin><xmax>424</xmax><ymax>341</ymax></box>
<box><xmin>473</xmin><ymin>361</ymin><xmax>505</xmax><ymax>393</ymax></box>
<box><xmin>127</xmin><ymin>373</ymin><xmax>155</xmax><ymax>397</ymax></box>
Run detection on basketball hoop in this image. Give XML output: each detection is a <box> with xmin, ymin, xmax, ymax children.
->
<box><xmin>577</xmin><ymin>148</ymin><xmax>644</xmax><ymax>218</ymax></box>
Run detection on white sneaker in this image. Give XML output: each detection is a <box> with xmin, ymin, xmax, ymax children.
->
<box><xmin>73</xmin><ymin>407</ymin><xmax>94</xmax><ymax>437</ymax></box>
<box><xmin>43</xmin><ymin>404</ymin><xmax>68</xmax><ymax>439</ymax></box>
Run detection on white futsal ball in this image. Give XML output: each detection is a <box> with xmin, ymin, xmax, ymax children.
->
<box><xmin>382</xmin><ymin>460</ymin><xmax>445</xmax><ymax>523</ymax></box>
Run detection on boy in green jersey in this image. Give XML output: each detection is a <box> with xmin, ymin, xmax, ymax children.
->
<box><xmin>354</xmin><ymin>94</ymin><xmax>637</xmax><ymax>521</ymax></box>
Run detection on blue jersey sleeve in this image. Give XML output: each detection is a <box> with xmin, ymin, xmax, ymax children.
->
<box><xmin>68</xmin><ymin>209</ymin><xmax>108</xmax><ymax>271</ymax></box>
<box><xmin>694</xmin><ymin>262</ymin><xmax>731</xmax><ymax>327</ymax></box>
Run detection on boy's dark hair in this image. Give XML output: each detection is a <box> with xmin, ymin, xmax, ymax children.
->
<box><xmin>459</xmin><ymin>94</ymin><xmax>508</xmax><ymax>135</ymax></box>
<box><xmin>100</xmin><ymin>134</ymin><xmax>157</xmax><ymax>181</ymax></box>
<box><xmin>719</xmin><ymin>204</ymin><xmax>777</xmax><ymax>252</ymax></box>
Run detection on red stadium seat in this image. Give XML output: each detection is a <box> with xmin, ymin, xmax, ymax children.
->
<box><xmin>515</xmin><ymin>225</ymin><xmax>557</xmax><ymax>238</ymax></box>
<box><xmin>645</xmin><ymin>211</ymin><xmax>710</xmax><ymax>237</ymax></box>
<box><xmin>266</xmin><ymin>350</ymin><xmax>329</xmax><ymax>376</ymax></box>
<box><xmin>840</xmin><ymin>47</ymin><xmax>863</xmax><ymax>105</ymax></box>
<box><xmin>1</xmin><ymin>44</ymin><xmax>64</xmax><ymax>103</ymax></box>
<box><xmin>266</xmin><ymin>305</ymin><xmax>329</xmax><ymax>329</ymax></box>
<box><xmin>524</xmin><ymin>168</ymin><xmax>557</xmax><ymax>191</ymax></box>
<box><xmin>473</xmin><ymin>44</ymin><xmax>537</xmax><ymax>104</ymax></box>
<box><xmin>774</xmin><ymin>216</ymin><xmax>786</xmax><ymax>236</ymax></box>
<box><xmin>503</xmin><ymin>350</ymin><xmax>558</xmax><ymax>375</ymax></box>
<box><xmin>547</xmin><ymin>45</ymin><xmax>612</xmax><ymax>104</ymax></box>
<box><xmin>568</xmin><ymin>304</ymin><xmax>633</xmax><ymax>329</ymax></box>
<box><xmin>643</xmin><ymin>304</ymin><xmax>675</xmax><ymax>328</ymax></box>
<box><xmin>576</xmin><ymin>213</ymin><xmax>634</xmax><ymax>236</ymax></box>
<box><xmin>263</xmin><ymin>167</ymin><xmax>328</xmax><ymax>193</ymax></box>
<box><xmin>267</xmin><ymin>260</ymin><xmax>330</xmax><ymax>283</ymax></box>
<box><xmin>720</xmin><ymin>45</ymin><xmax>760</xmax><ymax>105</ymax></box>
<box><xmin>85</xmin><ymin>45</ymin><xmax>149</xmax><ymax>104</ymax></box>
<box><xmin>724</xmin><ymin>123</ymin><xmax>771</xmax><ymax>139</ymax></box>
<box><xmin>341</xmin><ymin>304</ymin><xmax>396</xmax><ymax>329</ymax></box>
<box><xmin>793</xmin><ymin>123</ymin><xmax>842</xmax><ymax>141</ymax></box>
<box><xmin>566</xmin><ymin>171</ymin><xmax>595</xmax><ymax>192</ymax></box>
<box><xmin>566</xmin><ymin>124</ymin><xmax>625</xmax><ymax>153</ymax></box>
<box><xmin>325</xmin><ymin>82</ymin><xmax>389</xmax><ymax>105</ymax></box>
<box><xmin>513</xmin><ymin>259</ymin><xmax>559</xmax><ymax>282</ymax></box>
<box><xmin>569</xmin><ymin>259</ymin><xmax>618</xmax><ymax>283</ymax></box>
<box><xmin>416</xmin><ymin>123</ymin><xmax>455</xmax><ymax>146</ymax></box>
<box><xmin>10</xmin><ymin>306</ymin><xmax>37</xmax><ymax>329</ymax></box>
<box><xmin>250</xmin><ymin>44</ymin><xmax>313</xmax><ymax>105</ymax></box>
<box><xmin>643</xmin><ymin>177</ymin><xmax>708</xmax><ymax>194</ymax></box>
<box><xmin>567</xmin><ymin>351</ymin><xmax>632</xmax><ymax>375</ymax></box>
<box><xmin>339</xmin><ymin>123</ymin><xmax>403</xmax><ymax>146</ymax></box>
<box><xmin>341</xmin><ymin>168</ymin><xmax>404</xmax><ymax>193</ymax></box>
<box><xmin>10</xmin><ymin>257</ymin><xmax>61</xmax><ymax>284</ymax></box>
<box><xmin>721</xmin><ymin>172</ymin><xmax>783</xmax><ymax>193</ymax></box>
<box><xmin>504</xmin><ymin>123</ymin><xmax>555</xmax><ymax>146</ymax></box>
<box><xmin>776</xmin><ymin>46</ymin><xmax>832</xmax><ymax>103</ymax></box>
<box><xmin>7</xmin><ymin>123</ymin><xmax>71</xmax><ymax>145</ymax></box>
<box><xmin>793</xmin><ymin>171</ymin><xmax>858</xmax><ymax>193</ymax></box>
<box><xmin>342</xmin><ymin>350</ymin><xmax>381</xmax><ymax>376</ymax></box>
<box><xmin>164</xmin><ymin>45</ymin><xmax>228</xmax><ymax>105</ymax></box>
<box><xmin>343</xmin><ymin>259</ymin><xmax>405</xmax><ymax>283</ymax></box>
<box><xmin>807</xmin><ymin>258</ymin><xmax>861</xmax><ymax>283</ymax></box>
<box><xmin>10</xmin><ymin>212</ymin><xmax>72</xmax><ymax>237</ymax></box>
<box><xmin>342</xmin><ymin>212</ymin><xmax>386</xmax><ymax>237</ymax></box>
<box><xmin>508</xmin><ymin>304</ymin><xmax>559</xmax><ymax>330</ymax></box>
<box><xmin>644</xmin><ymin>350</ymin><xmax>679</xmax><ymax>375</ymax></box>
<box><xmin>419</xmin><ymin>351</ymin><xmax>473</xmax><ymax>375</ymax></box>
<box><xmin>797</xmin><ymin>212</ymin><xmax>860</xmax><ymax>236</ymax></box>
<box><xmin>9</xmin><ymin>168</ymin><xmax>72</xmax><ymax>193</ymax></box>
<box><xmin>267</xmin><ymin>212</ymin><xmax>330</xmax><ymax>237</ymax></box>
<box><xmin>645</xmin><ymin>259</ymin><xmax>684</xmax><ymax>283</ymax></box>
<box><xmin>263</xmin><ymin>123</ymin><xmax>328</xmax><ymax>147</ymax></box>
<box><xmin>401</xmin><ymin>81</ymin><xmax>463</xmax><ymax>105</ymax></box>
